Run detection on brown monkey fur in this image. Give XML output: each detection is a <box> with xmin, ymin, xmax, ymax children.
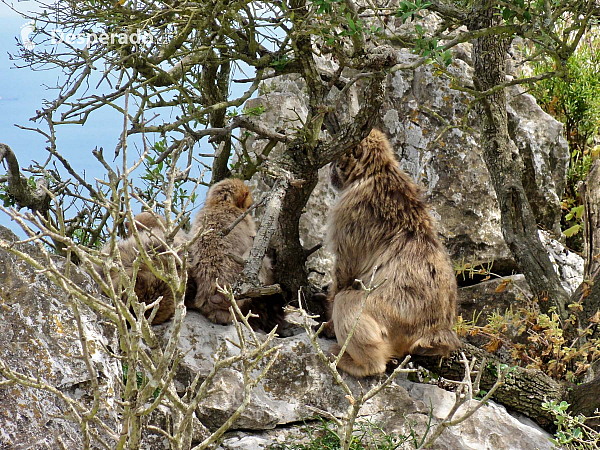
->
<box><xmin>325</xmin><ymin>129</ymin><xmax>460</xmax><ymax>377</ymax></box>
<box><xmin>96</xmin><ymin>212</ymin><xmax>187</xmax><ymax>325</ymax></box>
<box><xmin>187</xmin><ymin>178</ymin><xmax>285</xmax><ymax>332</ymax></box>
<box><xmin>125</xmin><ymin>211</ymin><xmax>166</xmax><ymax>236</ymax></box>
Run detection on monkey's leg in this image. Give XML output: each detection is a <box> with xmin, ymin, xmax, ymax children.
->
<box><xmin>132</xmin><ymin>270</ymin><xmax>175</xmax><ymax>325</ymax></box>
<box><xmin>409</xmin><ymin>329</ymin><xmax>462</xmax><ymax>356</ymax></box>
<box><xmin>332</xmin><ymin>293</ymin><xmax>392</xmax><ymax>377</ymax></box>
<box><xmin>148</xmin><ymin>290</ymin><xmax>176</xmax><ymax>325</ymax></box>
<box><xmin>190</xmin><ymin>292</ymin><xmax>234</xmax><ymax>325</ymax></box>
<box><xmin>321</xmin><ymin>319</ymin><xmax>336</xmax><ymax>339</ymax></box>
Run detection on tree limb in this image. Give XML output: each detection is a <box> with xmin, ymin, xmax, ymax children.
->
<box><xmin>0</xmin><ymin>143</ymin><xmax>50</xmax><ymax>213</ymax></box>
<box><xmin>234</xmin><ymin>177</ymin><xmax>288</xmax><ymax>297</ymax></box>
<box><xmin>411</xmin><ymin>342</ymin><xmax>566</xmax><ymax>429</ymax></box>
<box><xmin>581</xmin><ymin>160</ymin><xmax>600</xmax><ymax>279</ymax></box>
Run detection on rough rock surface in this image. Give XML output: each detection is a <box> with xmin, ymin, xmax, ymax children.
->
<box><xmin>0</xmin><ymin>226</ymin><xmax>121</xmax><ymax>449</ymax></box>
<box><xmin>153</xmin><ymin>311</ymin><xmax>555</xmax><ymax>450</ymax></box>
<box><xmin>0</xmin><ymin>224</ymin><xmax>556</xmax><ymax>449</ymax></box>
<box><xmin>539</xmin><ymin>230</ymin><xmax>584</xmax><ymax>295</ymax></box>
<box><xmin>507</xmin><ymin>85</ymin><xmax>569</xmax><ymax>234</ymax></box>
<box><xmin>458</xmin><ymin>274</ymin><xmax>532</xmax><ymax>325</ymax></box>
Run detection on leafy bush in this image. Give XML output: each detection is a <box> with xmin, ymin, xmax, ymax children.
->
<box><xmin>542</xmin><ymin>400</ymin><xmax>600</xmax><ymax>449</ymax></box>
<box><xmin>529</xmin><ymin>32</ymin><xmax>600</xmax><ymax>248</ymax></box>
<box><xmin>530</xmin><ymin>35</ymin><xmax>600</xmax><ymax>156</ymax></box>
<box><xmin>139</xmin><ymin>139</ymin><xmax>198</xmax><ymax>219</ymax></box>
<box><xmin>455</xmin><ymin>277</ymin><xmax>600</xmax><ymax>383</ymax></box>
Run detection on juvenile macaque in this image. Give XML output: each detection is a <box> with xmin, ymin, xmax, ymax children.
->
<box><xmin>325</xmin><ymin>129</ymin><xmax>461</xmax><ymax>376</ymax></box>
<box><xmin>187</xmin><ymin>178</ymin><xmax>285</xmax><ymax>331</ymax></box>
<box><xmin>96</xmin><ymin>212</ymin><xmax>186</xmax><ymax>325</ymax></box>
<box><xmin>125</xmin><ymin>211</ymin><xmax>166</xmax><ymax>236</ymax></box>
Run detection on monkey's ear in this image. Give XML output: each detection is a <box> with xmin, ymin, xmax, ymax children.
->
<box><xmin>236</xmin><ymin>190</ymin><xmax>250</xmax><ymax>209</ymax></box>
<box><xmin>351</xmin><ymin>142</ymin><xmax>364</xmax><ymax>160</ymax></box>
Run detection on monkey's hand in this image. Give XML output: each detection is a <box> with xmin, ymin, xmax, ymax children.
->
<box><xmin>320</xmin><ymin>319</ymin><xmax>336</xmax><ymax>339</ymax></box>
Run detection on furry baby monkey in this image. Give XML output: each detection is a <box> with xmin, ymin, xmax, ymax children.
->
<box><xmin>96</xmin><ymin>211</ymin><xmax>187</xmax><ymax>324</ymax></box>
<box><xmin>187</xmin><ymin>178</ymin><xmax>284</xmax><ymax>331</ymax></box>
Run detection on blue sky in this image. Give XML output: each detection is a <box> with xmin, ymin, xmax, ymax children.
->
<box><xmin>0</xmin><ymin>1</ymin><xmax>225</xmax><ymax>235</ymax></box>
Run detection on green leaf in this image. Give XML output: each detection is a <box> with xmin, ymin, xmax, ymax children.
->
<box><xmin>558</xmin><ymin>401</ymin><xmax>570</xmax><ymax>411</ymax></box>
<box><xmin>572</xmin><ymin>204</ymin><xmax>584</xmax><ymax>219</ymax></box>
<box><xmin>347</xmin><ymin>16</ymin><xmax>356</xmax><ymax>31</ymax></box>
<box><xmin>563</xmin><ymin>224</ymin><xmax>581</xmax><ymax>237</ymax></box>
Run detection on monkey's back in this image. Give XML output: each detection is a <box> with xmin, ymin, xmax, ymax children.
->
<box><xmin>187</xmin><ymin>204</ymin><xmax>255</xmax><ymax>307</ymax></box>
<box><xmin>95</xmin><ymin>232</ymin><xmax>182</xmax><ymax>324</ymax></box>
<box><xmin>331</xmin><ymin>163</ymin><xmax>459</xmax><ymax>357</ymax></box>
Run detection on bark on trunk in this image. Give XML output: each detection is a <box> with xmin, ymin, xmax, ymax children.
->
<box><xmin>206</xmin><ymin>55</ymin><xmax>233</xmax><ymax>184</ymax></box>
<box><xmin>413</xmin><ymin>342</ymin><xmax>600</xmax><ymax>430</ymax></box>
<box><xmin>469</xmin><ymin>3</ymin><xmax>571</xmax><ymax>321</ymax></box>
<box><xmin>0</xmin><ymin>143</ymin><xmax>50</xmax><ymax>213</ymax></box>
<box><xmin>581</xmin><ymin>160</ymin><xmax>600</xmax><ymax>279</ymax></box>
<box><xmin>412</xmin><ymin>343</ymin><xmax>567</xmax><ymax>429</ymax></box>
<box><xmin>566</xmin><ymin>375</ymin><xmax>600</xmax><ymax>427</ymax></box>
<box><xmin>271</xmin><ymin>138</ymin><xmax>323</xmax><ymax>315</ymax></box>
<box><xmin>576</xmin><ymin>271</ymin><xmax>600</xmax><ymax>341</ymax></box>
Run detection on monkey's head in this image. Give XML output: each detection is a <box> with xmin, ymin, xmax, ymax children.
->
<box><xmin>330</xmin><ymin>129</ymin><xmax>397</xmax><ymax>191</ymax></box>
<box><xmin>205</xmin><ymin>178</ymin><xmax>253</xmax><ymax>210</ymax></box>
<box><xmin>126</xmin><ymin>212</ymin><xmax>166</xmax><ymax>236</ymax></box>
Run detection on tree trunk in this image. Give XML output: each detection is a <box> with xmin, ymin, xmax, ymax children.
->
<box><xmin>469</xmin><ymin>2</ymin><xmax>571</xmax><ymax>321</ymax></box>
<box><xmin>271</xmin><ymin>138</ymin><xmax>323</xmax><ymax>315</ymax></box>
<box><xmin>206</xmin><ymin>53</ymin><xmax>232</xmax><ymax>185</ymax></box>
<box><xmin>576</xmin><ymin>270</ymin><xmax>600</xmax><ymax>341</ymax></box>
<box><xmin>413</xmin><ymin>342</ymin><xmax>600</xmax><ymax>430</ymax></box>
<box><xmin>566</xmin><ymin>375</ymin><xmax>600</xmax><ymax>427</ymax></box>
<box><xmin>412</xmin><ymin>343</ymin><xmax>567</xmax><ymax>429</ymax></box>
<box><xmin>581</xmin><ymin>160</ymin><xmax>600</xmax><ymax>279</ymax></box>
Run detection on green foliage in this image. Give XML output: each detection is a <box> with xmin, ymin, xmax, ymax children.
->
<box><xmin>139</xmin><ymin>139</ymin><xmax>197</xmax><ymax>216</ymax></box>
<box><xmin>530</xmin><ymin>37</ymin><xmax>600</xmax><ymax>155</ymax></box>
<box><xmin>498</xmin><ymin>0</ymin><xmax>533</xmax><ymax>24</ymax></box>
<box><xmin>529</xmin><ymin>31</ymin><xmax>600</xmax><ymax>249</ymax></box>
<box><xmin>272</xmin><ymin>419</ymin><xmax>410</xmax><ymax>450</ymax></box>
<box><xmin>309</xmin><ymin>0</ymin><xmax>381</xmax><ymax>47</ymax></box>
<box><xmin>413</xmin><ymin>35</ymin><xmax>452</xmax><ymax>66</ymax></box>
<box><xmin>271</xmin><ymin>54</ymin><xmax>290</xmax><ymax>72</ymax></box>
<box><xmin>312</xmin><ymin>0</ymin><xmax>342</xmax><ymax>15</ymax></box>
<box><xmin>393</xmin><ymin>2</ymin><xmax>452</xmax><ymax>67</ymax></box>
<box><xmin>456</xmin><ymin>290</ymin><xmax>600</xmax><ymax>383</ymax></box>
<box><xmin>542</xmin><ymin>400</ymin><xmax>600</xmax><ymax>449</ymax></box>
<box><xmin>562</xmin><ymin>203</ymin><xmax>584</xmax><ymax>238</ymax></box>
<box><xmin>243</xmin><ymin>104</ymin><xmax>266</xmax><ymax>116</ymax></box>
<box><xmin>228</xmin><ymin>105</ymin><xmax>265</xmax><ymax>117</ymax></box>
<box><xmin>0</xmin><ymin>182</ymin><xmax>16</xmax><ymax>208</ymax></box>
<box><xmin>71</xmin><ymin>227</ymin><xmax>102</xmax><ymax>249</ymax></box>
<box><xmin>395</xmin><ymin>0</ymin><xmax>432</xmax><ymax>24</ymax></box>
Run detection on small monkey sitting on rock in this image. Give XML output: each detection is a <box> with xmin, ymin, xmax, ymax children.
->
<box><xmin>187</xmin><ymin>178</ymin><xmax>285</xmax><ymax>332</ymax></box>
<box><xmin>324</xmin><ymin>129</ymin><xmax>461</xmax><ymax>377</ymax></box>
<box><xmin>95</xmin><ymin>181</ymin><xmax>285</xmax><ymax>331</ymax></box>
<box><xmin>95</xmin><ymin>211</ymin><xmax>188</xmax><ymax>325</ymax></box>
